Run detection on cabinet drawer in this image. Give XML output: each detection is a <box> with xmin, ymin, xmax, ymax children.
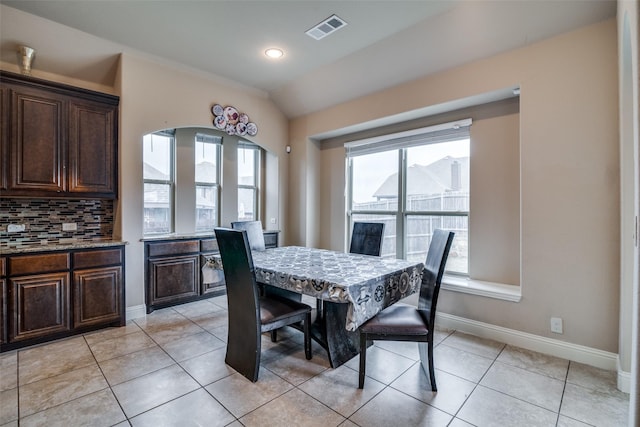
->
<box><xmin>73</xmin><ymin>248</ymin><xmax>122</xmax><ymax>269</ymax></box>
<box><xmin>9</xmin><ymin>253</ymin><xmax>70</xmax><ymax>275</ymax></box>
<box><xmin>0</xmin><ymin>258</ymin><xmax>5</xmax><ymax>277</ymax></box>
<box><xmin>200</xmin><ymin>239</ymin><xmax>218</xmax><ymax>252</ymax></box>
<box><xmin>148</xmin><ymin>240</ymin><xmax>199</xmax><ymax>257</ymax></box>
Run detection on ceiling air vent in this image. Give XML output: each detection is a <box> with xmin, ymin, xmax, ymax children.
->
<box><xmin>305</xmin><ymin>14</ymin><xmax>347</xmax><ymax>40</ymax></box>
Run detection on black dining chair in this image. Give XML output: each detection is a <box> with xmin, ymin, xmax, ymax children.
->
<box><xmin>214</xmin><ymin>227</ymin><xmax>312</xmax><ymax>382</ymax></box>
<box><xmin>358</xmin><ymin>229</ymin><xmax>455</xmax><ymax>391</ymax></box>
<box><xmin>231</xmin><ymin>220</ymin><xmax>266</xmax><ymax>251</ymax></box>
<box><xmin>349</xmin><ymin>222</ymin><xmax>385</xmax><ymax>257</ymax></box>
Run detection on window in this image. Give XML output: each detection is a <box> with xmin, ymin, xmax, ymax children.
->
<box><xmin>346</xmin><ymin>119</ymin><xmax>471</xmax><ymax>275</ymax></box>
<box><xmin>143</xmin><ymin>131</ymin><xmax>175</xmax><ymax>234</ymax></box>
<box><xmin>195</xmin><ymin>133</ymin><xmax>221</xmax><ymax>231</ymax></box>
<box><xmin>238</xmin><ymin>144</ymin><xmax>260</xmax><ymax>220</ymax></box>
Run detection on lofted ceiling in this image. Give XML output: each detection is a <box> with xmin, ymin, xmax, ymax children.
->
<box><xmin>0</xmin><ymin>0</ymin><xmax>616</xmax><ymax>118</ymax></box>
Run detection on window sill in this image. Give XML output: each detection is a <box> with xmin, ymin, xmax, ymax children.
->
<box><xmin>441</xmin><ymin>275</ymin><xmax>521</xmax><ymax>302</ymax></box>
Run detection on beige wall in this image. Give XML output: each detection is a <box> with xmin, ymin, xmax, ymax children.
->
<box><xmin>289</xmin><ymin>19</ymin><xmax>619</xmax><ymax>352</ymax></box>
<box><xmin>117</xmin><ymin>54</ymin><xmax>289</xmax><ymax>308</ymax></box>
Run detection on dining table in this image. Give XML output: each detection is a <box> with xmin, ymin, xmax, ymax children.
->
<box><xmin>209</xmin><ymin>245</ymin><xmax>424</xmax><ymax>368</ymax></box>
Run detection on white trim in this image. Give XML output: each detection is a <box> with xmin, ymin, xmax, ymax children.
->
<box><xmin>442</xmin><ymin>275</ymin><xmax>521</xmax><ymax>302</ymax></box>
<box><xmin>437</xmin><ymin>312</ymin><xmax>618</xmax><ymax>372</ymax></box>
<box><xmin>618</xmin><ymin>355</ymin><xmax>632</xmax><ymax>394</ymax></box>
<box><xmin>126</xmin><ymin>304</ymin><xmax>147</xmax><ymax>321</ymax></box>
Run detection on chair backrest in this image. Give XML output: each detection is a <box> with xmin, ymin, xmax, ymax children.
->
<box><xmin>418</xmin><ymin>229</ymin><xmax>455</xmax><ymax>325</ymax></box>
<box><xmin>349</xmin><ymin>222</ymin><xmax>385</xmax><ymax>256</ymax></box>
<box><xmin>214</xmin><ymin>227</ymin><xmax>261</xmax><ymax>377</ymax></box>
<box><xmin>231</xmin><ymin>220</ymin><xmax>265</xmax><ymax>251</ymax></box>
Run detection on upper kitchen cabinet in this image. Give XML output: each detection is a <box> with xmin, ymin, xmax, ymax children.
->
<box><xmin>0</xmin><ymin>71</ymin><xmax>119</xmax><ymax>199</ymax></box>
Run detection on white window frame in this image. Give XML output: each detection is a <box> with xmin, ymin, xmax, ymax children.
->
<box><xmin>237</xmin><ymin>143</ymin><xmax>260</xmax><ymax>221</ymax></box>
<box><xmin>143</xmin><ymin>130</ymin><xmax>175</xmax><ymax>235</ymax></box>
<box><xmin>195</xmin><ymin>133</ymin><xmax>222</xmax><ymax>231</ymax></box>
<box><xmin>346</xmin><ymin>119</ymin><xmax>471</xmax><ymax>275</ymax></box>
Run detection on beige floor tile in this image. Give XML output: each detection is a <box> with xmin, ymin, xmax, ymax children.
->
<box><xmin>172</xmin><ymin>299</ymin><xmax>224</xmax><ymax>318</ymax></box>
<box><xmin>129</xmin><ymin>388</ymin><xmax>234</xmax><ymax>427</ymax></box>
<box><xmin>159</xmin><ymin>331</ymin><xmax>225</xmax><ymax>361</ymax></box>
<box><xmin>240</xmin><ymin>388</ymin><xmax>345</xmax><ymax>427</ymax></box>
<box><xmin>18</xmin><ymin>336</ymin><xmax>94</xmax><ymax>385</ymax></box>
<box><xmin>457</xmin><ymin>385</ymin><xmax>557</xmax><ymax>426</ymax></box>
<box><xmin>391</xmin><ymin>364</ymin><xmax>476</xmax><ymax>415</ymax></box>
<box><xmin>497</xmin><ymin>345</ymin><xmax>569</xmax><ymax>381</ymax></box>
<box><xmin>0</xmin><ymin>352</ymin><xmax>17</xmax><ymax>391</ymax></box>
<box><xmin>19</xmin><ymin>364</ymin><xmax>108</xmax><ymax>417</ymax></box>
<box><xmin>111</xmin><ymin>364</ymin><xmax>199</xmax><ymax>418</ymax></box>
<box><xmin>480</xmin><ymin>361</ymin><xmax>565</xmax><ymax>412</ymax></box>
<box><xmin>209</xmin><ymin>295</ymin><xmax>228</xmax><ymax>309</ymax></box>
<box><xmin>133</xmin><ymin>308</ymin><xmax>185</xmax><ymax>332</ymax></box>
<box><xmin>145</xmin><ymin>318</ymin><xmax>206</xmax><ymax>346</ymax></box>
<box><xmin>263</xmin><ymin>347</ymin><xmax>330</xmax><ymax>386</ymax></box>
<box><xmin>441</xmin><ymin>331</ymin><xmax>505</xmax><ymax>359</ymax></box>
<box><xmin>447</xmin><ymin>418</ymin><xmax>475</xmax><ymax>427</ymax></box>
<box><xmin>205</xmin><ymin>368</ymin><xmax>293</xmax><ymax>417</ymax></box>
<box><xmin>19</xmin><ymin>388</ymin><xmax>125</xmax><ymax>427</ymax></box>
<box><xmin>89</xmin><ymin>330</ymin><xmax>156</xmax><ymax>362</ymax></box>
<box><xmin>339</xmin><ymin>421</ymin><xmax>360</xmax><ymax>427</ymax></box>
<box><xmin>567</xmin><ymin>361</ymin><xmax>618</xmax><ymax>393</ymax></box>
<box><xmin>350</xmin><ymin>386</ymin><xmax>452</xmax><ymax>427</ymax></box>
<box><xmin>373</xmin><ymin>340</ymin><xmax>420</xmax><ymax>360</ymax></box>
<box><xmin>179</xmin><ymin>347</ymin><xmax>235</xmax><ymax>386</ymax></box>
<box><xmin>190</xmin><ymin>309</ymin><xmax>229</xmax><ymax>331</ymax></box>
<box><xmin>299</xmin><ymin>365</ymin><xmax>385</xmax><ymax>418</ymax></box>
<box><xmin>560</xmin><ymin>383</ymin><xmax>629</xmax><ymax>426</ymax></box>
<box><xmin>98</xmin><ymin>346</ymin><xmax>174</xmax><ymax>386</ymax></box>
<box><xmin>0</xmin><ymin>421</ymin><xmax>19</xmax><ymax>427</ymax></box>
<box><xmin>83</xmin><ymin>321</ymin><xmax>142</xmax><ymax>346</ymax></box>
<box><xmin>556</xmin><ymin>415</ymin><xmax>594</xmax><ymax>426</ymax></box>
<box><xmin>0</xmin><ymin>387</ymin><xmax>18</xmax><ymax>425</ymax></box>
<box><xmin>344</xmin><ymin>345</ymin><xmax>414</xmax><ymax>385</ymax></box>
<box><xmin>208</xmin><ymin>324</ymin><xmax>229</xmax><ymax>342</ymax></box>
<box><xmin>433</xmin><ymin>344</ymin><xmax>493</xmax><ymax>383</ymax></box>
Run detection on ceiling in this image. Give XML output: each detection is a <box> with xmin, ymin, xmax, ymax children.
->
<box><xmin>0</xmin><ymin>0</ymin><xmax>616</xmax><ymax>119</ymax></box>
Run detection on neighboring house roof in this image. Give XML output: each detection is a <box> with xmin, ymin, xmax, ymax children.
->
<box><xmin>143</xmin><ymin>162</ymin><xmax>168</xmax><ymax>180</ymax></box>
<box><xmin>373</xmin><ymin>156</ymin><xmax>469</xmax><ymax>199</ymax></box>
<box><xmin>195</xmin><ymin>161</ymin><xmax>217</xmax><ymax>183</ymax></box>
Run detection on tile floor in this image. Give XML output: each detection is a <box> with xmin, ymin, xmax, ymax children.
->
<box><xmin>0</xmin><ymin>295</ymin><xmax>630</xmax><ymax>427</ymax></box>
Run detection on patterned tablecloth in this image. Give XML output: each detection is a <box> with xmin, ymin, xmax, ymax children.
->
<box><xmin>208</xmin><ymin>246</ymin><xmax>424</xmax><ymax>331</ymax></box>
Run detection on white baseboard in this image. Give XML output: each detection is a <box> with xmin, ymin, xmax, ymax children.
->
<box><xmin>126</xmin><ymin>304</ymin><xmax>147</xmax><ymax>321</ymax></box>
<box><xmin>436</xmin><ymin>312</ymin><xmax>629</xmax><ymax>392</ymax></box>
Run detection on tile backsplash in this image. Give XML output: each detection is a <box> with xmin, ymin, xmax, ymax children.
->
<box><xmin>0</xmin><ymin>199</ymin><xmax>114</xmax><ymax>246</ymax></box>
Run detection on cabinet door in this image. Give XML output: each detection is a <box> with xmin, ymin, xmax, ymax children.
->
<box><xmin>9</xmin><ymin>272</ymin><xmax>71</xmax><ymax>342</ymax></box>
<box><xmin>0</xmin><ymin>279</ymin><xmax>5</xmax><ymax>344</ymax></box>
<box><xmin>8</xmin><ymin>85</ymin><xmax>65</xmax><ymax>193</ymax></box>
<box><xmin>148</xmin><ymin>255</ymin><xmax>199</xmax><ymax>306</ymax></box>
<box><xmin>0</xmin><ymin>85</ymin><xmax>7</xmax><ymax>191</ymax></box>
<box><xmin>68</xmin><ymin>99</ymin><xmax>117</xmax><ymax>196</ymax></box>
<box><xmin>74</xmin><ymin>266</ymin><xmax>122</xmax><ymax>328</ymax></box>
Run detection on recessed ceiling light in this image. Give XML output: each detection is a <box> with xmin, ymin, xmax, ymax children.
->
<box><xmin>265</xmin><ymin>48</ymin><xmax>284</xmax><ymax>59</ymax></box>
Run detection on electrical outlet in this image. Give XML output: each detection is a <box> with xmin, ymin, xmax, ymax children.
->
<box><xmin>7</xmin><ymin>224</ymin><xmax>26</xmax><ymax>233</ymax></box>
<box><xmin>550</xmin><ymin>317</ymin><xmax>563</xmax><ymax>334</ymax></box>
<box><xmin>270</xmin><ymin>218</ymin><xmax>277</xmax><ymax>224</ymax></box>
<box><xmin>62</xmin><ymin>223</ymin><xmax>77</xmax><ymax>231</ymax></box>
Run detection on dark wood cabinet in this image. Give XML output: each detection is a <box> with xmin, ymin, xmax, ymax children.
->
<box><xmin>0</xmin><ymin>71</ymin><xmax>118</xmax><ymax>199</ymax></box>
<box><xmin>9</xmin><ymin>272</ymin><xmax>71</xmax><ymax>342</ymax></box>
<box><xmin>1</xmin><ymin>245</ymin><xmax>125</xmax><ymax>352</ymax></box>
<box><xmin>0</xmin><ymin>85</ymin><xmax>8</xmax><ymax>191</ymax></box>
<box><xmin>68</xmin><ymin>98</ymin><xmax>117</xmax><ymax>196</ymax></box>
<box><xmin>1</xmin><ymin>258</ymin><xmax>6</xmax><ymax>344</ymax></box>
<box><xmin>72</xmin><ymin>248</ymin><xmax>123</xmax><ymax>328</ymax></box>
<box><xmin>148</xmin><ymin>255</ymin><xmax>199</xmax><ymax>306</ymax></box>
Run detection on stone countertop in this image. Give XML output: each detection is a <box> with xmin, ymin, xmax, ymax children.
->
<box><xmin>141</xmin><ymin>230</ymin><xmax>280</xmax><ymax>242</ymax></box>
<box><xmin>0</xmin><ymin>239</ymin><xmax>128</xmax><ymax>255</ymax></box>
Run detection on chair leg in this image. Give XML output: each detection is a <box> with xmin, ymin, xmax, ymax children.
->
<box><xmin>270</xmin><ymin>330</ymin><xmax>277</xmax><ymax>342</ymax></box>
<box><xmin>304</xmin><ymin>312</ymin><xmax>312</xmax><ymax>360</ymax></box>
<box><xmin>359</xmin><ymin>333</ymin><xmax>367</xmax><ymax>389</ymax></box>
<box><xmin>428</xmin><ymin>339</ymin><xmax>437</xmax><ymax>392</ymax></box>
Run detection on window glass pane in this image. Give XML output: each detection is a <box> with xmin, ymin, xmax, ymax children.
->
<box><xmin>351</xmin><ymin>150</ymin><xmax>398</xmax><ymax>211</ymax></box>
<box><xmin>195</xmin><ymin>185</ymin><xmax>218</xmax><ymax>232</ymax></box>
<box><xmin>351</xmin><ymin>214</ymin><xmax>396</xmax><ymax>259</ymax></box>
<box><xmin>238</xmin><ymin>188</ymin><xmax>256</xmax><ymax>221</ymax></box>
<box><xmin>144</xmin><ymin>183</ymin><xmax>171</xmax><ymax>234</ymax></box>
<box><xmin>406</xmin><ymin>215</ymin><xmax>468</xmax><ymax>274</ymax></box>
<box><xmin>238</xmin><ymin>147</ymin><xmax>256</xmax><ymax>186</ymax></box>
<box><xmin>195</xmin><ymin>139</ymin><xmax>218</xmax><ymax>184</ymax></box>
<box><xmin>143</xmin><ymin>134</ymin><xmax>172</xmax><ymax>180</ymax></box>
<box><xmin>405</xmin><ymin>139</ymin><xmax>469</xmax><ymax>211</ymax></box>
